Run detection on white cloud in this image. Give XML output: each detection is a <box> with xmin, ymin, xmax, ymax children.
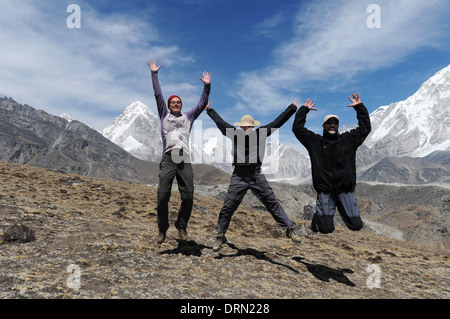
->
<box><xmin>0</xmin><ymin>0</ymin><xmax>198</xmax><ymax>130</ymax></box>
<box><xmin>253</xmin><ymin>11</ymin><xmax>284</xmax><ymax>37</ymax></box>
<box><xmin>234</xmin><ymin>0</ymin><xmax>450</xmax><ymax>113</ymax></box>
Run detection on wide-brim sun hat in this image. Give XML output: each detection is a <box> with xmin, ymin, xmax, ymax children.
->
<box><xmin>233</xmin><ymin>114</ymin><xmax>261</xmax><ymax>127</ymax></box>
<box><xmin>323</xmin><ymin>114</ymin><xmax>340</xmax><ymax>124</ymax></box>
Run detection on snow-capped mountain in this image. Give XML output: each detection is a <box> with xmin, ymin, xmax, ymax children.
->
<box><xmin>102</xmin><ymin>63</ymin><xmax>450</xmax><ymax>186</ymax></box>
<box><xmin>190</xmin><ymin>135</ymin><xmax>233</xmax><ymax>174</ymax></box>
<box><xmin>60</xmin><ymin>113</ymin><xmax>74</xmax><ymax>122</ymax></box>
<box><xmin>365</xmin><ymin>64</ymin><xmax>450</xmax><ymax>158</ymax></box>
<box><xmin>102</xmin><ymin>101</ymin><xmax>162</xmax><ymax>162</ymax></box>
<box><xmin>0</xmin><ymin>97</ymin><xmax>160</xmax><ymax>185</ymax></box>
<box><xmin>102</xmin><ymin>102</ymin><xmax>310</xmax><ymax>183</ymax></box>
<box><xmin>191</xmin><ymin>135</ymin><xmax>311</xmax><ymax>183</ymax></box>
<box><xmin>262</xmin><ymin>141</ymin><xmax>311</xmax><ymax>183</ymax></box>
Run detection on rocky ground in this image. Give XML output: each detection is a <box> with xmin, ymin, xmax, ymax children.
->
<box><xmin>0</xmin><ymin>161</ymin><xmax>449</xmax><ymax>300</ymax></box>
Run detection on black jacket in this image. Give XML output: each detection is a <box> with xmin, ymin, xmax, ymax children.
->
<box><xmin>292</xmin><ymin>103</ymin><xmax>371</xmax><ymax>194</ymax></box>
<box><xmin>207</xmin><ymin>104</ymin><xmax>297</xmax><ymax>166</ymax></box>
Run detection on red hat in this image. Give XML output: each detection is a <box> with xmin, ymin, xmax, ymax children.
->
<box><xmin>168</xmin><ymin>95</ymin><xmax>182</xmax><ymax>106</ymax></box>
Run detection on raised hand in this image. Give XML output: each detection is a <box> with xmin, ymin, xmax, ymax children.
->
<box><xmin>304</xmin><ymin>98</ymin><xmax>317</xmax><ymax>111</ymax></box>
<box><xmin>147</xmin><ymin>59</ymin><xmax>161</xmax><ymax>72</ymax></box>
<box><xmin>347</xmin><ymin>93</ymin><xmax>361</xmax><ymax>107</ymax></box>
<box><xmin>199</xmin><ymin>71</ymin><xmax>211</xmax><ymax>85</ymax></box>
<box><xmin>205</xmin><ymin>100</ymin><xmax>211</xmax><ymax>111</ymax></box>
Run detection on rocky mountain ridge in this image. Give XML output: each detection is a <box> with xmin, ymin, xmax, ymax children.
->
<box><xmin>2</xmin><ymin>65</ymin><xmax>449</xmax><ymax>187</ymax></box>
<box><xmin>102</xmin><ymin>101</ymin><xmax>312</xmax><ymax>183</ymax></box>
<box><xmin>102</xmin><ymin>64</ymin><xmax>450</xmax><ymax>185</ymax></box>
<box><xmin>0</xmin><ymin>97</ymin><xmax>231</xmax><ymax>187</ymax></box>
<box><xmin>102</xmin><ymin>101</ymin><xmax>162</xmax><ymax>163</ymax></box>
<box><xmin>365</xmin><ymin>64</ymin><xmax>450</xmax><ymax>158</ymax></box>
<box><xmin>360</xmin><ymin>150</ymin><xmax>450</xmax><ymax>184</ymax></box>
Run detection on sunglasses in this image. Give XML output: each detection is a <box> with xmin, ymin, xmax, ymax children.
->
<box><xmin>324</xmin><ymin>119</ymin><xmax>339</xmax><ymax>125</ymax></box>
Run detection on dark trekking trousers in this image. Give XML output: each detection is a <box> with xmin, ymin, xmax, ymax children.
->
<box><xmin>216</xmin><ymin>165</ymin><xmax>293</xmax><ymax>235</ymax></box>
<box><xmin>157</xmin><ymin>152</ymin><xmax>194</xmax><ymax>232</ymax></box>
<box><xmin>311</xmin><ymin>192</ymin><xmax>363</xmax><ymax>234</ymax></box>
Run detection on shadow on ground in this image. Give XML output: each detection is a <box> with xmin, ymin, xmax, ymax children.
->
<box><xmin>293</xmin><ymin>257</ymin><xmax>355</xmax><ymax>286</ymax></box>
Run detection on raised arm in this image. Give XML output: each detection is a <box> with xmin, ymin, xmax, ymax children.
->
<box><xmin>147</xmin><ymin>59</ymin><xmax>161</xmax><ymax>73</ymax></box>
<box><xmin>261</xmin><ymin>101</ymin><xmax>298</xmax><ymax>136</ymax></box>
<box><xmin>186</xmin><ymin>71</ymin><xmax>212</xmax><ymax>122</ymax></box>
<box><xmin>292</xmin><ymin>98</ymin><xmax>318</xmax><ymax>148</ymax></box>
<box><xmin>347</xmin><ymin>93</ymin><xmax>371</xmax><ymax>142</ymax></box>
<box><xmin>206</xmin><ymin>102</ymin><xmax>235</xmax><ymax>136</ymax></box>
<box><xmin>199</xmin><ymin>71</ymin><xmax>211</xmax><ymax>85</ymax></box>
<box><xmin>303</xmin><ymin>98</ymin><xmax>317</xmax><ymax>111</ymax></box>
<box><xmin>147</xmin><ymin>59</ymin><xmax>167</xmax><ymax>119</ymax></box>
<box><xmin>347</xmin><ymin>93</ymin><xmax>362</xmax><ymax>107</ymax></box>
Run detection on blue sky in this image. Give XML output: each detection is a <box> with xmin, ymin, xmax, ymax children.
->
<box><xmin>1</xmin><ymin>0</ymin><xmax>450</xmax><ymax>154</ymax></box>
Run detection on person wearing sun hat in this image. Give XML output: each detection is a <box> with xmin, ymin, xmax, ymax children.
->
<box><xmin>147</xmin><ymin>59</ymin><xmax>211</xmax><ymax>244</ymax></box>
<box><xmin>205</xmin><ymin>100</ymin><xmax>305</xmax><ymax>252</ymax></box>
<box><xmin>233</xmin><ymin>114</ymin><xmax>261</xmax><ymax>127</ymax></box>
<box><xmin>292</xmin><ymin>93</ymin><xmax>371</xmax><ymax>234</ymax></box>
<box><xmin>322</xmin><ymin>114</ymin><xmax>339</xmax><ymax>125</ymax></box>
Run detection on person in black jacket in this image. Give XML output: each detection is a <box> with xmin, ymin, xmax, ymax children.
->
<box><xmin>292</xmin><ymin>94</ymin><xmax>371</xmax><ymax>234</ymax></box>
<box><xmin>206</xmin><ymin>101</ymin><xmax>303</xmax><ymax>252</ymax></box>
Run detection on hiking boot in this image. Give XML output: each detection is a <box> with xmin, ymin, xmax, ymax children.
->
<box><xmin>156</xmin><ymin>230</ymin><xmax>166</xmax><ymax>244</ymax></box>
<box><xmin>212</xmin><ymin>234</ymin><xmax>227</xmax><ymax>252</ymax></box>
<box><xmin>178</xmin><ymin>228</ymin><xmax>188</xmax><ymax>241</ymax></box>
<box><xmin>286</xmin><ymin>225</ymin><xmax>302</xmax><ymax>244</ymax></box>
<box><xmin>297</xmin><ymin>224</ymin><xmax>314</xmax><ymax>236</ymax></box>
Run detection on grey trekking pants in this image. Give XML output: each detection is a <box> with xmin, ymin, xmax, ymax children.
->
<box><xmin>157</xmin><ymin>153</ymin><xmax>194</xmax><ymax>232</ymax></box>
<box><xmin>216</xmin><ymin>165</ymin><xmax>293</xmax><ymax>235</ymax></box>
<box><xmin>311</xmin><ymin>192</ymin><xmax>363</xmax><ymax>234</ymax></box>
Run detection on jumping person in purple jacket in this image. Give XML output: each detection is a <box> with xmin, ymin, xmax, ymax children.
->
<box><xmin>147</xmin><ymin>59</ymin><xmax>211</xmax><ymax>244</ymax></box>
